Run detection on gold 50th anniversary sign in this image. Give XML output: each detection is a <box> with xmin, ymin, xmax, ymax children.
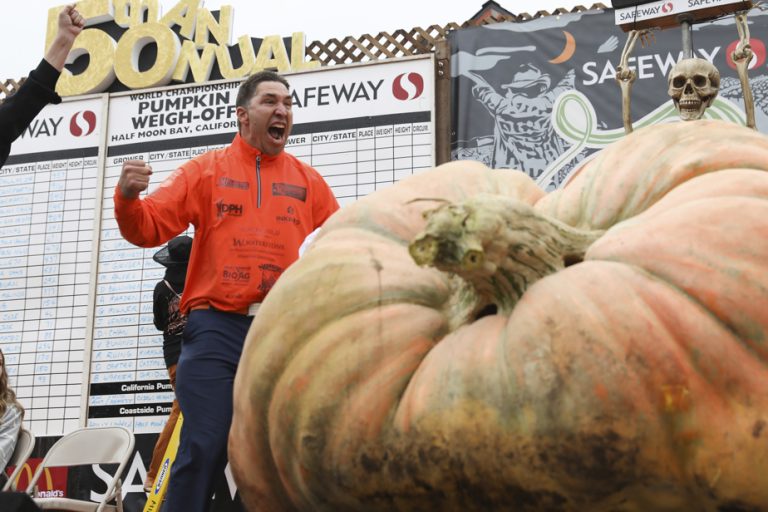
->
<box><xmin>45</xmin><ymin>0</ymin><xmax>320</xmax><ymax>96</ymax></box>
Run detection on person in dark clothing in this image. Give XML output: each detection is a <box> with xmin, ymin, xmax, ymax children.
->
<box><xmin>0</xmin><ymin>4</ymin><xmax>84</xmax><ymax>169</ymax></box>
<box><xmin>144</xmin><ymin>235</ymin><xmax>193</xmax><ymax>493</ymax></box>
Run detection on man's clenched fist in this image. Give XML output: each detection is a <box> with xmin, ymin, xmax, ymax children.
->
<box><xmin>118</xmin><ymin>160</ymin><xmax>153</xmax><ymax>199</ymax></box>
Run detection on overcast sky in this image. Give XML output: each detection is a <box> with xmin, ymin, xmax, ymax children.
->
<box><xmin>0</xmin><ymin>0</ymin><xmax>595</xmax><ymax>79</ymax></box>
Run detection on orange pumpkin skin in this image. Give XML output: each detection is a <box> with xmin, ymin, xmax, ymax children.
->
<box><xmin>229</xmin><ymin>121</ymin><xmax>768</xmax><ymax>511</ymax></box>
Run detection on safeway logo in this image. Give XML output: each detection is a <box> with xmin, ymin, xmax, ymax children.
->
<box><xmin>661</xmin><ymin>2</ymin><xmax>673</xmax><ymax>13</ymax></box>
<box><xmin>70</xmin><ymin>110</ymin><xmax>96</xmax><ymax>136</ymax></box>
<box><xmin>392</xmin><ymin>73</ymin><xmax>424</xmax><ymax>100</ymax></box>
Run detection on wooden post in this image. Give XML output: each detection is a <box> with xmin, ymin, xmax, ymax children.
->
<box><xmin>434</xmin><ymin>38</ymin><xmax>452</xmax><ymax>165</ymax></box>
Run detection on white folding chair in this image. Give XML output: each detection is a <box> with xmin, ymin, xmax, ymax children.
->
<box><xmin>25</xmin><ymin>426</ymin><xmax>135</xmax><ymax>512</ymax></box>
<box><xmin>2</xmin><ymin>426</ymin><xmax>36</xmax><ymax>491</ymax></box>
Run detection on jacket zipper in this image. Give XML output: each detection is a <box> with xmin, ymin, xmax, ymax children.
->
<box><xmin>256</xmin><ymin>155</ymin><xmax>262</xmax><ymax>208</ymax></box>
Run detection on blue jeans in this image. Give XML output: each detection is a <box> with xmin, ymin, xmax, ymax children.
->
<box><xmin>164</xmin><ymin>309</ymin><xmax>252</xmax><ymax>512</ymax></box>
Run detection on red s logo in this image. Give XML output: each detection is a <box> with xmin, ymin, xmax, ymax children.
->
<box><xmin>392</xmin><ymin>73</ymin><xmax>424</xmax><ymax>100</ymax></box>
<box><xmin>70</xmin><ymin>110</ymin><xmax>96</xmax><ymax>136</ymax></box>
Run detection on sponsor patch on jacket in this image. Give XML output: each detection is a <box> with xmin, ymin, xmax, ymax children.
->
<box><xmin>216</xmin><ymin>200</ymin><xmax>243</xmax><ymax>218</ymax></box>
<box><xmin>272</xmin><ymin>183</ymin><xmax>307</xmax><ymax>201</ymax></box>
<box><xmin>222</xmin><ymin>265</ymin><xmax>251</xmax><ymax>284</ymax></box>
<box><xmin>218</xmin><ymin>177</ymin><xmax>249</xmax><ymax>190</ymax></box>
<box><xmin>258</xmin><ymin>263</ymin><xmax>282</xmax><ymax>293</ymax></box>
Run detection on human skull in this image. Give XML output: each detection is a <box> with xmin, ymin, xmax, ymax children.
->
<box><xmin>667</xmin><ymin>58</ymin><xmax>721</xmax><ymax>121</ymax></box>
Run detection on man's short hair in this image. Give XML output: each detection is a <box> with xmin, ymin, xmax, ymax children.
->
<box><xmin>236</xmin><ymin>71</ymin><xmax>291</xmax><ymax>108</ymax></box>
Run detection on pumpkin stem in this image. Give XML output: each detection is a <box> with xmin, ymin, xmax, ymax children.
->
<box><xmin>409</xmin><ymin>193</ymin><xmax>603</xmax><ymax>317</ymax></box>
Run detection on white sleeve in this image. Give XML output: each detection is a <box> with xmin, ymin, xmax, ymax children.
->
<box><xmin>0</xmin><ymin>405</ymin><xmax>22</xmax><ymax>469</ymax></box>
<box><xmin>298</xmin><ymin>228</ymin><xmax>321</xmax><ymax>258</ymax></box>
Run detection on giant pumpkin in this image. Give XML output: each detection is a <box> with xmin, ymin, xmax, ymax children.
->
<box><xmin>229</xmin><ymin>119</ymin><xmax>768</xmax><ymax>511</ymax></box>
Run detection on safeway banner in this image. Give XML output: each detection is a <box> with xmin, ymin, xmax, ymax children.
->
<box><xmin>450</xmin><ymin>6</ymin><xmax>767</xmax><ymax>190</ymax></box>
<box><xmin>614</xmin><ymin>0</ymin><xmax>748</xmax><ymax>25</ymax></box>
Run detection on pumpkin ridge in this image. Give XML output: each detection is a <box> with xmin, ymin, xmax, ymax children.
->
<box><xmin>326</xmin><ymin>224</ymin><xmax>416</xmax><ymax>247</ymax></box>
<box><xmin>615</xmin><ymin>157</ymin><xmax>768</xmax><ymax>223</ymax></box>
<box><xmin>587</xmin><ymin>196</ymin><xmax>768</xmax><ymax>363</ymax></box>
<box><xmin>266</xmin><ymin>304</ymin><xmax>449</xmax><ymax>509</ymax></box>
<box><xmin>585</xmin><ymin>254</ymin><xmax>764</xmax><ymax>365</ymax></box>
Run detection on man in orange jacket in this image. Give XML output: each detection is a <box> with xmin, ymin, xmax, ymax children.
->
<box><xmin>114</xmin><ymin>71</ymin><xmax>339</xmax><ymax>511</ymax></box>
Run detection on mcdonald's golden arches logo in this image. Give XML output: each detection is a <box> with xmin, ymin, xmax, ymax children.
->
<box><xmin>12</xmin><ymin>458</ymin><xmax>67</xmax><ymax>497</ymax></box>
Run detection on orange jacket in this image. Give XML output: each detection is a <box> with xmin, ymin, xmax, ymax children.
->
<box><xmin>114</xmin><ymin>133</ymin><xmax>339</xmax><ymax>313</ymax></box>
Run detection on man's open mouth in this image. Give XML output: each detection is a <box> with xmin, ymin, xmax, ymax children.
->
<box><xmin>268</xmin><ymin>125</ymin><xmax>285</xmax><ymax>140</ymax></box>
